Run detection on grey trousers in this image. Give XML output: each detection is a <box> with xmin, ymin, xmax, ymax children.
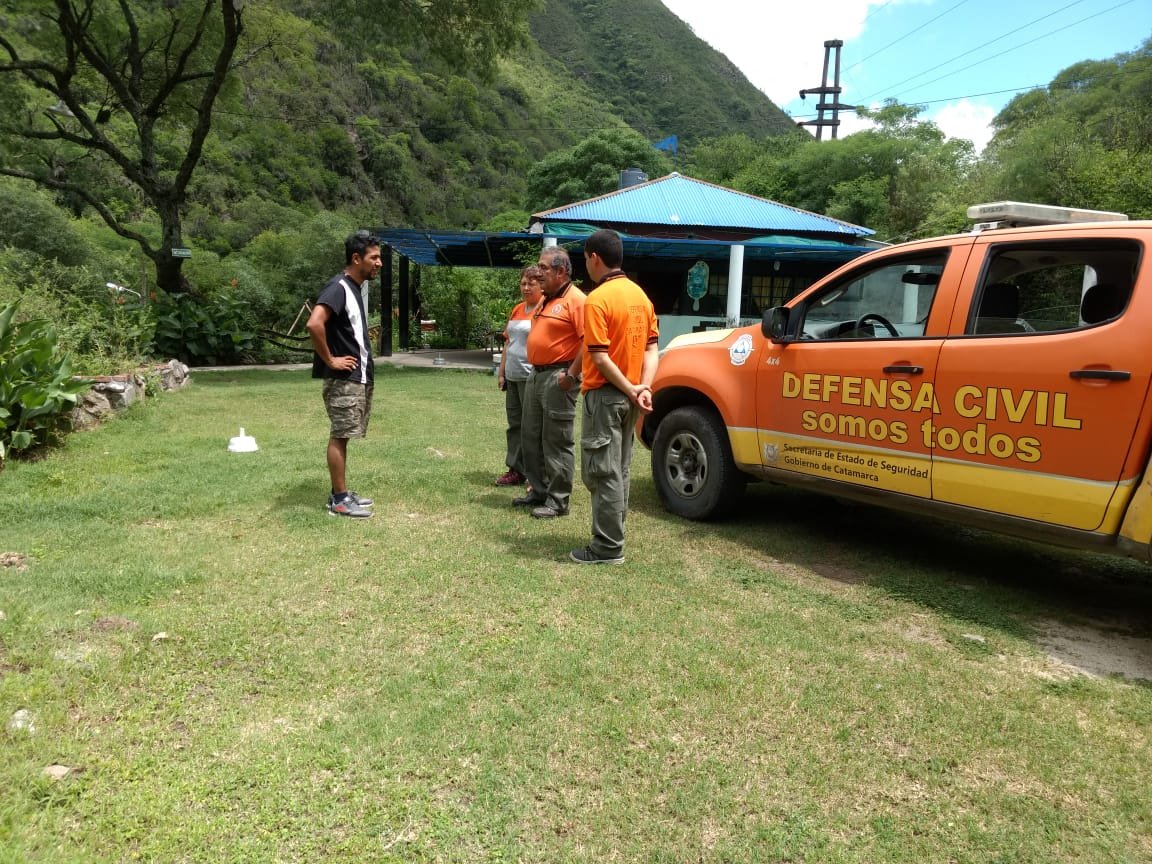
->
<box><xmin>580</xmin><ymin>385</ymin><xmax>639</xmax><ymax>557</ymax></box>
<box><xmin>504</xmin><ymin>378</ymin><xmax>528</xmax><ymax>474</ymax></box>
<box><xmin>522</xmin><ymin>366</ymin><xmax>578</xmax><ymax>512</ymax></box>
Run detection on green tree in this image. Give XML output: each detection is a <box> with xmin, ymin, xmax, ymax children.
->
<box><xmin>728</xmin><ymin>102</ymin><xmax>973</xmax><ymax>240</ymax></box>
<box><xmin>0</xmin><ymin>0</ymin><xmax>257</xmax><ymax>295</ymax></box>
<box><xmin>977</xmin><ymin>40</ymin><xmax>1152</xmax><ymax>219</ymax></box>
<box><xmin>0</xmin><ymin>0</ymin><xmax>545</xmax><ymax>300</ymax></box>
<box><xmin>525</xmin><ymin>128</ymin><xmax>674</xmax><ymax>211</ymax></box>
<box><xmin>0</xmin><ymin>178</ymin><xmax>90</xmax><ymax>266</ymax></box>
<box><xmin>299</xmin><ymin>0</ymin><xmax>541</xmax><ymax>78</ymax></box>
<box><xmin>685</xmin><ymin>133</ymin><xmax>801</xmax><ymax>187</ymax></box>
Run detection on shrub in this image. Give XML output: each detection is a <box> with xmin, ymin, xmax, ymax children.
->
<box><xmin>417</xmin><ymin>267</ymin><xmax>518</xmax><ymax>348</ymax></box>
<box><xmin>0</xmin><ymin>249</ymin><xmax>154</xmax><ymax>375</ymax></box>
<box><xmin>0</xmin><ymin>302</ymin><xmax>89</xmax><ymax>466</ymax></box>
<box><xmin>151</xmin><ymin>291</ymin><xmax>258</xmax><ymax>366</ymax></box>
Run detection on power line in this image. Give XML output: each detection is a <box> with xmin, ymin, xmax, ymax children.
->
<box><xmin>855</xmin><ymin>0</ymin><xmax>1092</xmax><ymax>105</ymax></box>
<box><xmin>887</xmin><ymin>0</ymin><xmax>1138</xmax><ymax>101</ymax></box>
<box><xmin>845</xmin><ymin>0</ymin><xmax>975</xmax><ymax>71</ymax></box>
<box><xmin>861</xmin><ymin>0</ymin><xmax>893</xmax><ymax>25</ymax></box>
<box><xmin>788</xmin><ymin>64</ymin><xmax>1140</xmax><ymax>121</ymax></box>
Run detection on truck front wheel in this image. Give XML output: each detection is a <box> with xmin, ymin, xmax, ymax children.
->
<box><xmin>651</xmin><ymin>406</ymin><xmax>745</xmax><ymax>520</ymax></box>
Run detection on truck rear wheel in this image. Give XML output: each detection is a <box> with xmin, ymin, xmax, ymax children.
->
<box><xmin>651</xmin><ymin>406</ymin><xmax>745</xmax><ymax>520</ymax></box>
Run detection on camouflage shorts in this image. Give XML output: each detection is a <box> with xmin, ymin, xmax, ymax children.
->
<box><xmin>322</xmin><ymin>379</ymin><xmax>373</xmax><ymax>439</ymax></box>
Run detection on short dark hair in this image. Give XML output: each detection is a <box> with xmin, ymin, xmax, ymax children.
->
<box><xmin>345</xmin><ymin>229</ymin><xmax>379</xmax><ymax>265</ymax></box>
<box><xmin>585</xmin><ymin>228</ymin><xmax>623</xmax><ymax>269</ymax></box>
<box><xmin>539</xmin><ymin>246</ymin><xmax>572</xmax><ymax>277</ymax></box>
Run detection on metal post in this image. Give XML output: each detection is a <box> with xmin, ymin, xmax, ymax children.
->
<box><xmin>798</xmin><ymin>40</ymin><xmax>854</xmax><ymax>141</ymax></box>
<box><xmin>726</xmin><ymin>245</ymin><xmax>745</xmax><ymax>327</ymax></box>
<box><xmin>398</xmin><ymin>256</ymin><xmax>410</xmax><ymax>351</ymax></box>
<box><xmin>831</xmin><ymin>41</ymin><xmax>844</xmax><ymax>140</ymax></box>
<box><xmin>379</xmin><ymin>244</ymin><xmax>393</xmax><ymax>357</ymax></box>
<box><xmin>816</xmin><ymin>45</ymin><xmax>832</xmax><ymax>141</ymax></box>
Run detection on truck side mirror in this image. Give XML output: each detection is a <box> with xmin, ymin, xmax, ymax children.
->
<box><xmin>763</xmin><ymin>306</ymin><xmax>793</xmax><ymax>343</ymax></box>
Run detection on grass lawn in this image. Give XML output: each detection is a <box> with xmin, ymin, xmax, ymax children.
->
<box><xmin>1</xmin><ymin>366</ymin><xmax>1150</xmax><ymax>863</ymax></box>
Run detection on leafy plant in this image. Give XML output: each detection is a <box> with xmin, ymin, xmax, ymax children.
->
<box><xmin>0</xmin><ymin>301</ymin><xmax>89</xmax><ymax>465</ymax></box>
<box><xmin>151</xmin><ymin>292</ymin><xmax>258</xmax><ymax>366</ymax></box>
<box><xmin>416</xmin><ymin>266</ymin><xmax>518</xmax><ymax>348</ymax></box>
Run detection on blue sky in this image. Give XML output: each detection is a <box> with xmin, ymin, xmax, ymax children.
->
<box><xmin>660</xmin><ymin>0</ymin><xmax>1152</xmax><ymax>150</ymax></box>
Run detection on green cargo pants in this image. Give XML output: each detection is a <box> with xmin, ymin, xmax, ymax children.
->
<box><xmin>580</xmin><ymin>385</ymin><xmax>639</xmax><ymax>558</ymax></box>
<box><xmin>522</xmin><ymin>365</ymin><xmax>578</xmax><ymax>513</ymax></box>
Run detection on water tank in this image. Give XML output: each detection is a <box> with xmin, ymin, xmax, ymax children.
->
<box><xmin>619</xmin><ymin>168</ymin><xmax>648</xmax><ymax>189</ymax></box>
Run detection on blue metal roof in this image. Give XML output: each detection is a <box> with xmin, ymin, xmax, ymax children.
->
<box><xmin>533</xmin><ymin>173</ymin><xmax>873</xmax><ymax>237</ymax></box>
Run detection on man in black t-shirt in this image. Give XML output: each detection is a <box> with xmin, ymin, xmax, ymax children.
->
<box><xmin>306</xmin><ymin>230</ymin><xmax>382</xmax><ymax>518</ymax></box>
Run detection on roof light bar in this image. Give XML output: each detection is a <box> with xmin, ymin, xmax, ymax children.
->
<box><xmin>966</xmin><ymin>201</ymin><xmax>1128</xmax><ymax>226</ymax></box>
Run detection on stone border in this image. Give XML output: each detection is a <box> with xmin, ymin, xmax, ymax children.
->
<box><xmin>69</xmin><ymin>360</ymin><xmax>190</xmax><ymax>430</ymax></box>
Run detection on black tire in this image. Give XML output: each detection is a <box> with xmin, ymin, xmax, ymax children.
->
<box><xmin>651</xmin><ymin>406</ymin><xmax>746</xmax><ymax>520</ymax></box>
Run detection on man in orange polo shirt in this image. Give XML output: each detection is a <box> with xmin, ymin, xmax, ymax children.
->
<box><xmin>515</xmin><ymin>245</ymin><xmax>586</xmax><ymax>519</ymax></box>
<box><xmin>571</xmin><ymin>228</ymin><xmax>659</xmax><ymax>564</ymax></box>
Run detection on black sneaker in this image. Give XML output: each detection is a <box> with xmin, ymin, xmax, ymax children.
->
<box><xmin>512</xmin><ymin>494</ymin><xmax>545</xmax><ymax>507</ymax></box>
<box><xmin>327</xmin><ymin>495</ymin><xmax>373</xmax><ymax>518</ymax></box>
<box><xmin>531</xmin><ymin>505</ymin><xmax>567</xmax><ymax>519</ymax></box>
<box><xmin>569</xmin><ymin>547</ymin><xmax>624</xmax><ymax>565</ymax></box>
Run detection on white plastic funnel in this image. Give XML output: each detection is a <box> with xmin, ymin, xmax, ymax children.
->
<box><xmin>228</xmin><ymin>427</ymin><xmax>258</xmax><ymax>452</ymax></box>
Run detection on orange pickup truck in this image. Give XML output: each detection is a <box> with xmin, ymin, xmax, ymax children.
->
<box><xmin>640</xmin><ymin>204</ymin><xmax>1152</xmax><ymax>560</ymax></box>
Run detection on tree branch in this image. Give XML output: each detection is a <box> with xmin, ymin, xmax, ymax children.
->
<box><xmin>175</xmin><ymin>1</ymin><xmax>243</xmax><ymax>194</ymax></box>
<box><xmin>0</xmin><ymin>166</ymin><xmax>156</xmax><ymax>255</ymax></box>
<box><xmin>144</xmin><ymin>0</ymin><xmax>213</xmax><ymax>118</ymax></box>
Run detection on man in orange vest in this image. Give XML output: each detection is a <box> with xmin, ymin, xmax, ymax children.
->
<box><xmin>515</xmin><ymin>245</ymin><xmax>586</xmax><ymax>519</ymax></box>
<box><xmin>571</xmin><ymin>228</ymin><xmax>659</xmax><ymax>563</ymax></box>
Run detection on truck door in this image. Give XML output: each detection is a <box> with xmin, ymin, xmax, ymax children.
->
<box><xmin>932</xmin><ymin>236</ymin><xmax>1151</xmax><ymax>531</ymax></box>
<box><xmin>756</xmin><ymin>245</ymin><xmax>967</xmax><ymax>498</ymax></box>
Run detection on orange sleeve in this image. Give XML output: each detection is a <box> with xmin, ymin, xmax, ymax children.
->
<box><xmin>571</xmin><ymin>291</ymin><xmax>586</xmax><ymax>340</ymax></box>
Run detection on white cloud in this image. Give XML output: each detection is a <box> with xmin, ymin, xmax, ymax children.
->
<box><xmin>660</xmin><ymin>1</ymin><xmax>999</xmax><ymax>148</ymax></box>
<box><xmin>930</xmin><ymin>99</ymin><xmax>996</xmax><ymax>152</ymax></box>
<box><xmin>660</xmin><ymin>0</ymin><xmax>896</xmax><ymax>107</ymax></box>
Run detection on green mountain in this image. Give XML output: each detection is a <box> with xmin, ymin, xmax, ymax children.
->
<box><xmin>531</xmin><ymin>0</ymin><xmax>797</xmax><ymax>142</ymax></box>
<box><xmin>186</xmin><ymin>0</ymin><xmax>796</xmax><ymax>243</ymax></box>
<box><xmin>0</xmin><ymin>0</ymin><xmax>801</xmax><ymax>343</ymax></box>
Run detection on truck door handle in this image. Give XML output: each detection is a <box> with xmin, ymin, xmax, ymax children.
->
<box><xmin>883</xmin><ymin>365</ymin><xmax>924</xmax><ymax>375</ymax></box>
<box><xmin>1069</xmin><ymin>369</ymin><xmax>1131</xmax><ymax>381</ymax></box>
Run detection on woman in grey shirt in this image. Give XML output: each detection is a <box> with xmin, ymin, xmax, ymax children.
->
<box><xmin>495</xmin><ymin>266</ymin><xmax>544</xmax><ymax>486</ymax></box>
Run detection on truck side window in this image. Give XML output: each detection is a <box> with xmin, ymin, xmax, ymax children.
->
<box><xmin>969</xmin><ymin>241</ymin><xmax>1138</xmax><ymax>335</ymax></box>
<box><xmin>801</xmin><ymin>253</ymin><xmax>947</xmax><ymax>340</ymax></box>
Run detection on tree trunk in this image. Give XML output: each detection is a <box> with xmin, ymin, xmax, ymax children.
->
<box><xmin>153</xmin><ymin>200</ymin><xmax>190</xmax><ymax>295</ymax></box>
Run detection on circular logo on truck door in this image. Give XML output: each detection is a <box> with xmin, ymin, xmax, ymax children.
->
<box><xmin>729</xmin><ymin>333</ymin><xmax>753</xmax><ymax>366</ymax></box>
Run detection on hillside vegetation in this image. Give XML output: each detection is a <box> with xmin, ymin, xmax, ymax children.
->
<box><xmin>530</xmin><ymin>0</ymin><xmax>797</xmax><ymax>141</ymax></box>
<box><xmin>0</xmin><ymin>1</ymin><xmax>1148</xmax><ymax>376</ymax></box>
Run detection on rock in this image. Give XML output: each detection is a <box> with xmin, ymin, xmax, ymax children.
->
<box><xmin>0</xmin><ymin>552</ymin><xmax>29</xmax><ymax>571</ymax></box>
<box><xmin>53</xmin><ymin>645</ymin><xmax>94</xmax><ymax>666</ymax></box>
<box><xmin>69</xmin><ymin>375</ymin><xmax>143</xmax><ymax>429</ymax></box>
<box><xmin>151</xmin><ymin>631</ymin><xmax>170</xmax><ymax>644</ymax></box>
<box><xmin>67</xmin><ymin>360</ymin><xmax>188</xmax><ymax>431</ymax></box>
<box><xmin>0</xmin><ymin>610</ymin><xmax>6</xmax><ymax>621</ymax></box>
<box><xmin>43</xmin><ymin>764</ymin><xmax>80</xmax><ymax>781</ymax></box>
<box><xmin>8</xmin><ymin>709</ymin><xmax>35</xmax><ymax>734</ymax></box>
<box><xmin>154</xmin><ymin>359</ymin><xmax>190</xmax><ymax>391</ymax></box>
<box><xmin>961</xmin><ymin>633</ymin><xmax>987</xmax><ymax>644</ymax></box>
